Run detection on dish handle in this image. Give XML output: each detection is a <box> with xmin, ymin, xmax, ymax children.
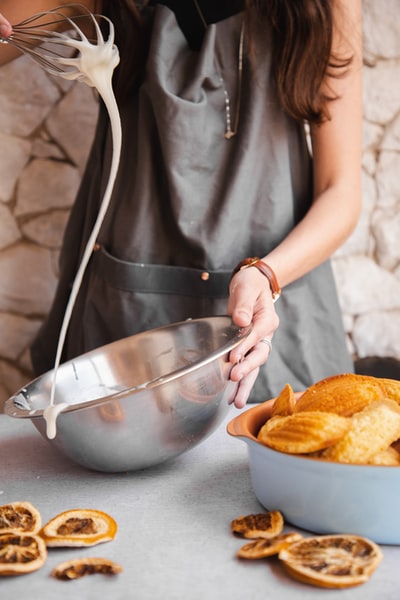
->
<box><xmin>226</xmin><ymin>399</ymin><xmax>275</xmax><ymax>441</ymax></box>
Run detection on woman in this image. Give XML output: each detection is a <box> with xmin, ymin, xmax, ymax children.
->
<box><xmin>0</xmin><ymin>0</ymin><xmax>362</xmax><ymax>406</ymax></box>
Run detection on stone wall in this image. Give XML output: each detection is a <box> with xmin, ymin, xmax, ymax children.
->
<box><xmin>0</xmin><ymin>0</ymin><xmax>399</xmax><ymax>410</ymax></box>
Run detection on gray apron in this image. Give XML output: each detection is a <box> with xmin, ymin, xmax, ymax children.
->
<box><xmin>31</xmin><ymin>5</ymin><xmax>353</xmax><ymax>401</ymax></box>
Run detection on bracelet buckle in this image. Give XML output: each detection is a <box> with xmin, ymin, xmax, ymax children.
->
<box><xmin>231</xmin><ymin>257</ymin><xmax>281</xmax><ymax>302</ymax></box>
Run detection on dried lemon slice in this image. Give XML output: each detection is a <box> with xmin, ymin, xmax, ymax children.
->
<box><xmin>231</xmin><ymin>512</ymin><xmax>284</xmax><ymax>539</ymax></box>
<box><xmin>0</xmin><ymin>501</ymin><xmax>42</xmax><ymax>535</ymax></box>
<box><xmin>40</xmin><ymin>509</ymin><xmax>117</xmax><ymax>547</ymax></box>
<box><xmin>0</xmin><ymin>533</ymin><xmax>47</xmax><ymax>576</ymax></box>
<box><xmin>52</xmin><ymin>557</ymin><xmax>123</xmax><ymax>580</ymax></box>
<box><xmin>279</xmin><ymin>534</ymin><xmax>383</xmax><ymax>588</ymax></box>
<box><xmin>237</xmin><ymin>532</ymin><xmax>303</xmax><ymax>559</ymax></box>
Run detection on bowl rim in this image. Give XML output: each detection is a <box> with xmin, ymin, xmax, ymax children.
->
<box><xmin>5</xmin><ymin>316</ymin><xmax>252</xmax><ymax>419</ymax></box>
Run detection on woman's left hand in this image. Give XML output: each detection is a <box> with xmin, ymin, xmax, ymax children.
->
<box><xmin>226</xmin><ymin>266</ymin><xmax>279</xmax><ymax>408</ymax></box>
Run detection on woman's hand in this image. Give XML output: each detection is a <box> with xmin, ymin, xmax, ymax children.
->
<box><xmin>227</xmin><ymin>266</ymin><xmax>279</xmax><ymax>408</ymax></box>
<box><xmin>225</xmin><ymin>1</ymin><xmax>363</xmax><ymax>411</ymax></box>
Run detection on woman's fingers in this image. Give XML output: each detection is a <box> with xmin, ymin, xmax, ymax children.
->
<box><xmin>230</xmin><ymin>367</ymin><xmax>260</xmax><ymax>409</ymax></box>
<box><xmin>227</xmin><ymin>266</ymin><xmax>279</xmax><ymax>405</ymax></box>
<box><xmin>0</xmin><ymin>13</ymin><xmax>12</xmax><ymax>37</ymax></box>
<box><xmin>230</xmin><ymin>336</ymin><xmax>272</xmax><ymax>383</ymax></box>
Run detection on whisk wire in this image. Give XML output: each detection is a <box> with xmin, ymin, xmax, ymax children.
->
<box><xmin>0</xmin><ymin>3</ymin><xmax>117</xmax><ymax>81</ymax></box>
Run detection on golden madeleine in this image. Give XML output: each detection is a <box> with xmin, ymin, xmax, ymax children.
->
<box><xmin>368</xmin><ymin>446</ymin><xmax>400</xmax><ymax>466</ymax></box>
<box><xmin>380</xmin><ymin>378</ymin><xmax>400</xmax><ymax>405</ymax></box>
<box><xmin>271</xmin><ymin>383</ymin><xmax>296</xmax><ymax>417</ymax></box>
<box><xmin>294</xmin><ymin>373</ymin><xmax>385</xmax><ymax>416</ymax></box>
<box><xmin>322</xmin><ymin>399</ymin><xmax>400</xmax><ymax>464</ymax></box>
<box><xmin>257</xmin><ymin>411</ymin><xmax>351</xmax><ymax>454</ymax></box>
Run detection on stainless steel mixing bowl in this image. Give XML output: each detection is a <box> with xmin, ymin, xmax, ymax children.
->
<box><xmin>5</xmin><ymin>316</ymin><xmax>251</xmax><ymax>472</ymax></box>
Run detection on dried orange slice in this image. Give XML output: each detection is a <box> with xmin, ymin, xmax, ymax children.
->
<box><xmin>237</xmin><ymin>532</ymin><xmax>303</xmax><ymax>559</ymax></box>
<box><xmin>51</xmin><ymin>557</ymin><xmax>123</xmax><ymax>580</ymax></box>
<box><xmin>279</xmin><ymin>534</ymin><xmax>383</xmax><ymax>588</ymax></box>
<box><xmin>0</xmin><ymin>533</ymin><xmax>47</xmax><ymax>576</ymax></box>
<box><xmin>0</xmin><ymin>501</ymin><xmax>42</xmax><ymax>535</ymax></box>
<box><xmin>40</xmin><ymin>509</ymin><xmax>117</xmax><ymax>547</ymax></box>
<box><xmin>231</xmin><ymin>512</ymin><xmax>284</xmax><ymax>539</ymax></box>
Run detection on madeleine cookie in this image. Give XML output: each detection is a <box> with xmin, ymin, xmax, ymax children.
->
<box><xmin>271</xmin><ymin>383</ymin><xmax>296</xmax><ymax>417</ymax></box>
<box><xmin>294</xmin><ymin>373</ymin><xmax>385</xmax><ymax>416</ymax></box>
<box><xmin>322</xmin><ymin>399</ymin><xmax>400</xmax><ymax>464</ymax></box>
<box><xmin>257</xmin><ymin>411</ymin><xmax>350</xmax><ymax>454</ymax></box>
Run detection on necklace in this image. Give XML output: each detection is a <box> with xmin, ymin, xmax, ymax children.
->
<box><xmin>192</xmin><ymin>0</ymin><xmax>244</xmax><ymax>140</ymax></box>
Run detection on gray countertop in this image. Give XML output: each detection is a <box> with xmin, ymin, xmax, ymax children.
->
<box><xmin>1</xmin><ymin>408</ymin><xmax>399</xmax><ymax>599</ymax></box>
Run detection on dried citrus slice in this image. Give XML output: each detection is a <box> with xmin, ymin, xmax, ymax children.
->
<box><xmin>0</xmin><ymin>533</ymin><xmax>47</xmax><ymax>576</ymax></box>
<box><xmin>231</xmin><ymin>512</ymin><xmax>284</xmax><ymax>539</ymax></box>
<box><xmin>40</xmin><ymin>509</ymin><xmax>117</xmax><ymax>547</ymax></box>
<box><xmin>0</xmin><ymin>501</ymin><xmax>41</xmax><ymax>535</ymax></box>
<box><xmin>237</xmin><ymin>532</ymin><xmax>303</xmax><ymax>559</ymax></box>
<box><xmin>278</xmin><ymin>534</ymin><xmax>383</xmax><ymax>588</ymax></box>
<box><xmin>51</xmin><ymin>557</ymin><xmax>123</xmax><ymax>580</ymax></box>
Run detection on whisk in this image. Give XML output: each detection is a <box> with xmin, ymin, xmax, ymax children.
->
<box><xmin>0</xmin><ymin>3</ymin><xmax>120</xmax><ymax>86</ymax></box>
<box><xmin>1</xmin><ymin>4</ymin><xmax>122</xmax><ymax>411</ymax></box>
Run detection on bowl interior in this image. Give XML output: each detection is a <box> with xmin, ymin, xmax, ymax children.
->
<box><xmin>6</xmin><ymin>316</ymin><xmax>251</xmax><ymax>418</ymax></box>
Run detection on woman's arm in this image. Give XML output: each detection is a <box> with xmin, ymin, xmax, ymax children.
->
<box><xmin>261</xmin><ymin>0</ymin><xmax>363</xmax><ymax>287</ymax></box>
<box><xmin>0</xmin><ymin>1</ymin><xmax>96</xmax><ymax>64</ymax></box>
<box><xmin>228</xmin><ymin>0</ymin><xmax>363</xmax><ymax>406</ymax></box>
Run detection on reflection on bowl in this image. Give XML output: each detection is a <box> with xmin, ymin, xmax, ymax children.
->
<box><xmin>5</xmin><ymin>316</ymin><xmax>251</xmax><ymax>473</ymax></box>
<box><xmin>227</xmin><ymin>398</ymin><xmax>400</xmax><ymax>544</ymax></box>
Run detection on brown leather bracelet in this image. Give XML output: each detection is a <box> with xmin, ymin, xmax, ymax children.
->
<box><xmin>231</xmin><ymin>257</ymin><xmax>281</xmax><ymax>302</ymax></box>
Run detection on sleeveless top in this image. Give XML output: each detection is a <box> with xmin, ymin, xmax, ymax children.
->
<box><xmin>31</xmin><ymin>2</ymin><xmax>353</xmax><ymax>401</ymax></box>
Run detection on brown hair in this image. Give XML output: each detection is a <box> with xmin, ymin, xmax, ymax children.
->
<box><xmin>249</xmin><ymin>0</ymin><xmax>353</xmax><ymax>123</ymax></box>
<box><xmin>101</xmin><ymin>0</ymin><xmax>353</xmax><ymax>124</ymax></box>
